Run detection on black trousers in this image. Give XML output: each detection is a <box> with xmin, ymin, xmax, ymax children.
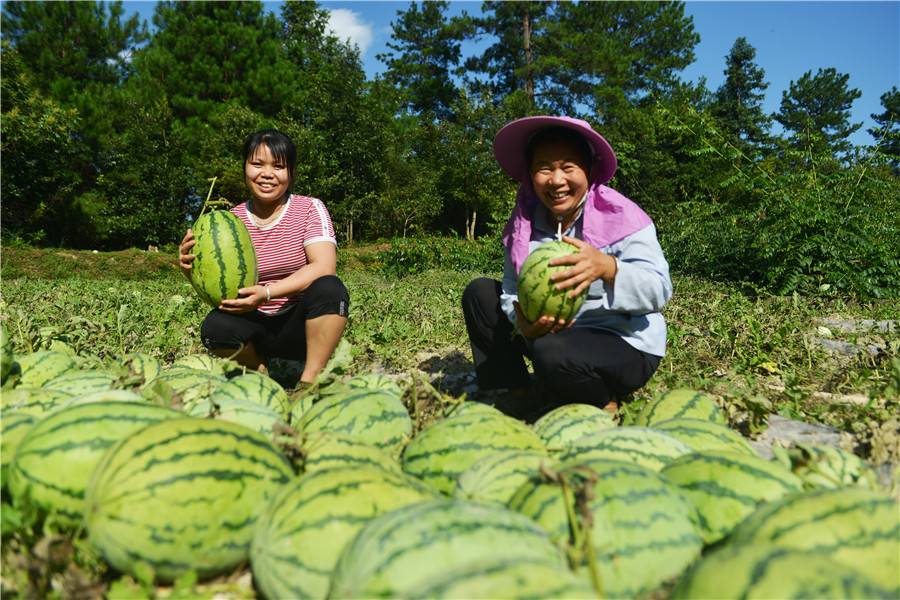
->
<box><xmin>462</xmin><ymin>278</ymin><xmax>660</xmax><ymax>410</ymax></box>
<box><xmin>200</xmin><ymin>275</ymin><xmax>349</xmax><ymax>361</ymax></box>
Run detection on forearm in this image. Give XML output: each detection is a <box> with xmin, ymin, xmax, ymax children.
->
<box><xmin>266</xmin><ymin>260</ymin><xmax>336</xmax><ymax>300</ymax></box>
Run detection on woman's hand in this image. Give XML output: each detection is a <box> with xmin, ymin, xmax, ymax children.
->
<box><xmin>514</xmin><ymin>301</ymin><xmax>572</xmax><ymax>339</ymax></box>
<box><xmin>178</xmin><ymin>229</ymin><xmax>195</xmax><ymax>278</ymax></box>
<box><xmin>219</xmin><ymin>285</ymin><xmax>267</xmax><ymax>314</ymax></box>
<box><xmin>548</xmin><ymin>235</ymin><xmax>617</xmax><ymax>297</ymax></box>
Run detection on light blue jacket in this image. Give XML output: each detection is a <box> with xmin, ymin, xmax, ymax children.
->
<box><xmin>500</xmin><ymin>206</ymin><xmax>672</xmax><ymax>357</ymax></box>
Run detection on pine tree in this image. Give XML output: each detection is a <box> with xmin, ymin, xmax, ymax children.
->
<box><xmin>464</xmin><ymin>1</ymin><xmax>550</xmax><ymax>112</ymax></box>
<box><xmin>711</xmin><ymin>37</ymin><xmax>771</xmax><ymax>154</ymax></box>
<box><xmin>868</xmin><ymin>86</ymin><xmax>899</xmax><ymax>171</ymax></box>
<box><xmin>377</xmin><ymin>1</ymin><xmax>467</xmax><ymax>118</ymax></box>
<box><xmin>774</xmin><ymin>67</ymin><xmax>862</xmax><ymax>156</ymax></box>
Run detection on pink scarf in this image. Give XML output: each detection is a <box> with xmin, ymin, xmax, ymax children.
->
<box><xmin>502</xmin><ymin>182</ymin><xmax>653</xmax><ymax>273</ymax></box>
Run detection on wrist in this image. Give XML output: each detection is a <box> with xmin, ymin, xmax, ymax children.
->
<box><xmin>264</xmin><ymin>284</ymin><xmax>272</xmax><ymax>303</ymax></box>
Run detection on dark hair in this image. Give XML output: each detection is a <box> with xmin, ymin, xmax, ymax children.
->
<box><xmin>525</xmin><ymin>126</ymin><xmax>593</xmax><ymax>171</ymax></box>
<box><xmin>242</xmin><ymin>129</ymin><xmax>297</xmax><ymax>188</ymax></box>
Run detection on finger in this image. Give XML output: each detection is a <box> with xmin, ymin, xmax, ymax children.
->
<box><xmin>181</xmin><ymin>229</ymin><xmax>194</xmax><ymax>244</ymax></box>
<box><xmin>561</xmin><ymin>235</ymin><xmax>587</xmax><ymax>249</ymax></box>
<box><xmin>548</xmin><ymin>253</ymin><xmax>580</xmax><ymax>267</ymax></box>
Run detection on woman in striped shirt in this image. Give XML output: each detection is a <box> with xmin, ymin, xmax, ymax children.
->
<box><xmin>179</xmin><ymin>129</ymin><xmax>349</xmax><ymax>385</ymax></box>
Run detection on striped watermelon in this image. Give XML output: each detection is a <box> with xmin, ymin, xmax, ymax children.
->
<box><xmin>189</xmin><ymin>397</ymin><xmax>283</xmax><ymax>436</ymax></box>
<box><xmin>652</xmin><ymin>418</ymin><xmax>756</xmax><ymax>456</ymax></box>
<box><xmin>328</xmin><ymin>499</ymin><xmax>568</xmax><ymax>599</ymax></box>
<box><xmin>212</xmin><ymin>371</ymin><xmax>290</xmax><ymax>418</ymax></box>
<box><xmin>412</xmin><ymin>557</ymin><xmax>597</xmax><ymax>599</ymax></box>
<box><xmin>402</xmin><ymin>410</ymin><xmax>547</xmax><ymax>495</ymax></box>
<box><xmin>454</xmin><ymin>449</ymin><xmax>553</xmax><ymax>506</ymax></box>
<box><xmin>443</xmin><ymin>400</ymin><xmax>506</xmax><ymax>419</ymax></box>
<box><xmin>558</xmin><ymin>426</ymin><xmax>692</xmax><ymax>471</ymax></box>
<box><xmin>85</xmin><ymin>417</ymin><xmax>294</xmax><ymax>582</ymax></box>
<box><xmin>727</xmin><ymin>487</ymin><xmax>900</xmax><ymax>591</ymax></box>
<box><xmin>173</xmin><ymin>353</ymin><xmax>233</xmax><ymax>374</ymax></box>
<box><xmin>8</xmin><ymin>401</ymin><xmax>182</xmax><ymax>526</ymax></box>
<box><xmin>776</xmin><ymin>443</ymin><xmax>879</xmax><ymax>490</ymax></box>
<box><xmin>153</xmin><ymin>366</ymin><xmax>227</xmax><ymax>408</ymax></box>
<box><xmin>320</xmin><ymin>373</ymin><xmax>404</xmax><ymax>400</ymax></box>
<box><xmin>1</xmin><ymin>322</ymin><xmax>13</xmax><ymax>382</ymax></box>
<box><xmin>1</xmin><ymin>411</ymin><xmax>36</xmax><ymax>488</ymax></box>
<box><xmin>298</xmin><ymin>431</ymin><xmax>402</xmax><ymax>475</ymax></box>
<box><xmin>15</xmin><ymin>351</ymin><xmax>79</xmax><ymax>388</ymax></box>
<box><xmin>123</xmin><ymin>352</ymin><xmax>161</xmax><ymax>385</ymax></box>
<box><xmin>672</xmin><ymin>543</ymin><xmax>894</xmax><ymax>600</ymax></box>
<box><xmin>532</xmin><ymin>403</ymin><xmax>616</xmax><ymax>453</ymax></box>
<box><xmin>508</xmin><ymin>458</ymin><xmax>703</xmax><ymax>599</ymax></box>
<box><xmin>298</xmin><ymin>389</ymin><xmax>412</xmax><ymax>455</ymax></box>
<box><xmin>43</xmin><ymin>369</ymin><xmax>117</xmax><ymax>396</ymax></box>
<box><xmin>250</xmin><ymin>465</ymin><xmax>435</xmax><ymax>600</ymax></box>
<box><xmin>517</xmin><ymin>241</ymin><xmax>586</xmax><ymax>323</ymax></box>
<box><xmin>2</xmin><ymin>387</ymin><xmax>73</xmax><ymax>416</ymax></box>
<box><xmin>189</xmin><ymin>209</ymin><xmax>258</xmax><ymax>308</ymax></box>
<box><xmin>63</xmin><ymin>389</ymin><xmax>144</xmax><ymax>407</ymax></box>
<box><xmin>633</xmin><ymin>388</ymin><xmax>726</xmax><ymax>427</ymax></box>
<box><xmin>288</xmin><ymin>388</ymin><xmax>314</xmax><ymax>425</ymax></box>
<box><xmin>661</xmin><ymin>450</ymin><xmax>804</xmax><ymax>545</ymax></box>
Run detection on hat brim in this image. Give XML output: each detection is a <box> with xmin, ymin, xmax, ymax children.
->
<box><xmin>493</xmin><ymin>116</ymin><xmax>617</xmax><ymax>184</ymax></box>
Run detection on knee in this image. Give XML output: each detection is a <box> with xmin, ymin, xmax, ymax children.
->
<box><xmin>462</xmin><ymin>278</ymin><xmax>499</xmax><ymax>313</ymax></box>
<box><xmin>306</xmin><ymin>275</ymin><xmax>350</xmax><ymax>318</ymax></box>
<box><xmin>200</xmin><ymin>310</ymin><xmax>241</xmax><ymax>349</ymax></box>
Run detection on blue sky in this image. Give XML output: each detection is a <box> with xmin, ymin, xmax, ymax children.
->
<box><xmin>125</xmin><ymin>1</ymin><xmax>899</xmax><ymax>146</ymax></box>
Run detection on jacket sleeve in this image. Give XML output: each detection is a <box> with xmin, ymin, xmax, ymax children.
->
<box><xmin>499</xmin><ymin>250</ymin><xmax>519</xmax><ymax>324</ymax></box>
<box><xmin>605</xmin><ymin>224</ymin><xmax>672</xmax><ymax>314</ymax></box>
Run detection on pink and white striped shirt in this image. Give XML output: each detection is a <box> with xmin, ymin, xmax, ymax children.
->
<box><xmin>231</xmin><ymin>194</ymin><xmax>336</xmax><ymax>316</ymax></box>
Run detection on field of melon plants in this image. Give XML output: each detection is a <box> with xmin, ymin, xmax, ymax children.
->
<box><xmin>1</xmin><ymin>244</ymin><xmax>898</xmax><ymax>599</ymax></box>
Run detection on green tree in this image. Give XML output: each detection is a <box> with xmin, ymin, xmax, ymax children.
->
<box><xmin>137</xmin><ymin>1</ymin><xmax>294</xmax><ymax>122</ymax></box>
<box><xmin>548</xmin><ymin>1</ymin><xmax>699</xmax><ymax>119</ymax></box>
<box><xmin>711</xmin><ymin>37</ymin><xmax>771</xmax><ymax>155</ymax></box>
<box><xmin>869</xmin><ymin>86</ymin><xmax>900</xmax><ymax>171</ymax></box>
<box><xmin>1</xmin><ymin>0</ymin><xmax>147</xmax><ymax>99</ymax></box>
<box><xmin>435</xmin><ymin>88</ymin><xmax>516</xmax><ymax>239</ymax></box>
<box><xmin>0</xmin><ymin>42</ymin><xmax>84</xmax><ymax>245</ymax></box>
<box><xmin>377</xmin><ymin>1</ymin><xmax>467</xmax><ymax>118</ymax></box>
<box><xmin>774</xmin><ymin>67</ymin><xmax>862</xmax><ymax>157</ymax></box>
<box><xmin>465</xmin><ymin>1</ymin><xmax>550</xmax><ymax>112</ymax></box>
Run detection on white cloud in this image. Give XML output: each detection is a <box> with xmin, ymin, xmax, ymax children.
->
<box><xmin>326</xmin><ymin>9</ymin><xmax>374</xmax><ymax>55</ymax></box>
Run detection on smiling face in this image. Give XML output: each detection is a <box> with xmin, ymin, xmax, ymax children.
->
<box><xmin>529</xmin><ymin>138</ymin><xmax>591</xmax><ymax>222</ymax></box>
<box><xmin>244</xmin><ymin>143</ymin><xmax>290</xmax><ymax>206</ymax></box>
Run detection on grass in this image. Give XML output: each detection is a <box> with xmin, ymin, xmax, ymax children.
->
<box><xmin>2</xmin><ymin>245</ymin><xmax>897</xmax><ymax>441</ymax></box>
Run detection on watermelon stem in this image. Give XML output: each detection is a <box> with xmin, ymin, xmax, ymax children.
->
<box><xmin>197</xmin><ymin>177</ymin><xmax>235</xmax><ymax>221</ymax></box>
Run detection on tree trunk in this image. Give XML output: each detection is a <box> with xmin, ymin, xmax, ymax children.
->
<box><xmin>466</xmin><ymin>208</ymin><xmax>477</xmax><ymax>240</ymax></box>
<box><xmin>523</xmin><ymin>11</ymin><xmax>534</xmax><ymax>105</ymax></box>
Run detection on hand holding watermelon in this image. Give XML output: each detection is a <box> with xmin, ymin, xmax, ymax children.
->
<box><xmin>548</xmin><ymin>235</ymin><xmax>618</xmax><ymax>296</ymax></box>
<box><xmin>177</xmin><ymin>228</ymin><xmax>196</xmax><ymax>277</ymax></box>
<box><xmin>513</xmin><ymin>301</ymin><xmax>571</xmax><ymax>338</ymax></box>
<box><xmin>219</xmin><ymin>285</ymin><xmax>268</xmax><ymax>314</ymax></box>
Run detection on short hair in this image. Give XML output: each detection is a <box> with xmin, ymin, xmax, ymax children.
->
<box><xmin>525</xmin><ymin>126</ymin><xmax>593</xmax><ymax>171</ymax></box>
<box><xmin>242</xmin><ymin>129</ymin><xmax>297</xmax><ymax>186</ymax></box>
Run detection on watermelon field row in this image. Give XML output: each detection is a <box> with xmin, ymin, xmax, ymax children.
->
<box><xmin>0</xmin><ymin>246</ymin><xmax>898</xmax><ymax>598</ymax></box>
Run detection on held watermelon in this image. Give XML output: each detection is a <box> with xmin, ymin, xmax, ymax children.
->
<box><xmin>189</xmin><ymin>209</ymin><xmax>258</xmax><ymax>308</ymax></box>
<box><xmin>517</xmin><ymin>240</ymin><xmax>586</xmax><ymax>324</ymax></box>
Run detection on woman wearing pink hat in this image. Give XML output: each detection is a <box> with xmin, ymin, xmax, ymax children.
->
<box><xmin>462</xmin><ymin>116</ymin><xmax>672</xmax><ymax>420</ymax></box>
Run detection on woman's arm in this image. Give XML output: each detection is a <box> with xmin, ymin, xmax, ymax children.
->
<box><xmin>218</xmin><ymin>241</ymin><xmax>336</xmax><ymax>314</ymax></box>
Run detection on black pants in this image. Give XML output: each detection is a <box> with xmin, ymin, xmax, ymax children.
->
<box><xmin>200</xmin><ymin>275</ymin><xmax>349</xmax><ymax>361</ymax></box>
<box><xmin>462</xmin><ymin>278</ymin><xmax>660</xmax><ymax>411</ymax></box>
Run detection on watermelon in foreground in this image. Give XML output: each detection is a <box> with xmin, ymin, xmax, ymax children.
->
<box><xmin>517</xmin><ymin>240</ymin><xmax>586</xmax><ymax>323</ymax></box>
<box><xmin>189</xmin><ymin>209</ymin><xmax>258</xmax><ymax>308</ymax></box>
<box><xmin>85</xmin><ymin>417</ymin><xmax>294</xmax><ymax>582</ymax></box>
<box><xmin>328</xmin><ymin>499</ymin><xmax>567</xmax><ymax>599</ymax></box>
<box><xmin>9</xmin><ymin>401</ymin><xmax>182</xmax><ymax>527</ymax></box>
<box><xmin>251</xmin><ymin>466</ymin><xmax>435</xmax><ymax>600</ymax></box>
<box><xmin>672</xmin><ymin>543</ymin><xmax>894</xmax><ymax>600</ymax></box>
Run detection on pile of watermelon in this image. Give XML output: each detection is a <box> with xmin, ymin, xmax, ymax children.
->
<box><xmin>2</xmin><ymin>330</ymin><xmax>898</xmax><ymax>599</ymax></box>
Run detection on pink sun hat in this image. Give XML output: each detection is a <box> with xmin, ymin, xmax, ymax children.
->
<box><xmin>493</xmin><ymin>115</ymin><xmax>618</xmax><ymax>185</ymax></box>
